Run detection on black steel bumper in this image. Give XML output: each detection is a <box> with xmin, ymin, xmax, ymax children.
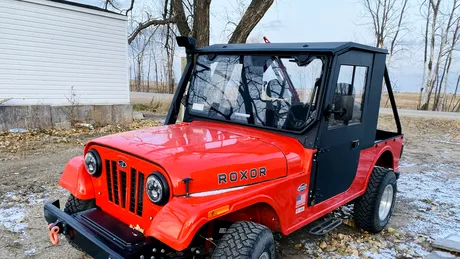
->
<box><xmin>44</xmin><ymin>200</ymin><xmax>184</xmax><ymax>259</ymax></box>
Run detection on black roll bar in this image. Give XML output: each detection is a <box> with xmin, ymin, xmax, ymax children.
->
<box><xmin>384</xmin><ymin>66</ymin><xmax>402</xmax><ymax>134</ymax></box>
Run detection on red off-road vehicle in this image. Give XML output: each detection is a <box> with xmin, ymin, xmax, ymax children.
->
<box><xmin>44</xmin><ymin>37</ymin><xmax>404</xmax><ymax>259</ymax></box>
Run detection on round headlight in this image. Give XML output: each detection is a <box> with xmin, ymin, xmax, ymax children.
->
<box><xmin>84</xmin><ymin>149</ymin><xmax>102</xmax><ymax>177</ymax></box>
<box><xmin>146</xmin><ymin>172</ymin><xmax>169</xmax><ymax>205</ymax></box>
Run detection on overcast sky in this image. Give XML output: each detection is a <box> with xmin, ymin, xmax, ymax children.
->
<box><xmin>71</xmin><ymin>0</ymin><xmax>453</xmax><ymax>93</ymax></box>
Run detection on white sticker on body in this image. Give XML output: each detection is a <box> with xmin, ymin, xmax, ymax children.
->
<box><xmin>192</xmin><ymin>103</ymin><xmax>204</xmax><ymax>111</ymax></box>
<box><xmin>295</xmin><ymin>206</ymin><xmax>305</xmax><ymax>214</ymax></box>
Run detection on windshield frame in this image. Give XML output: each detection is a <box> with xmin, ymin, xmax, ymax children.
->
<box><xmin>184</xmin><ymin>52</ymin><xmax>332</xmax><ymax>135</ymax></box>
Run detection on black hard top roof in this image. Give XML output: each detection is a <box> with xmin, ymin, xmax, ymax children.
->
<box><xmin>196</xmin><ymin>41</ymin><xmax>388</xmax><ymax>54</ymax></box>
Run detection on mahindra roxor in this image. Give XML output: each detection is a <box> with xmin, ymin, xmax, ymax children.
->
<box><xmin>44</xmin><ymin>36</ymin><xmax>404</xmax><ymax>259</ymax></box>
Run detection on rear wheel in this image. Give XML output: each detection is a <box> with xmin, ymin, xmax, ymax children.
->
<box><xmin>353</xmin><ymin>167</ymin><xmax>397</xmax><ymax>233</ymax></box>
<box><xmin>211</xmin><ymin>221</ymin><xmax>276</xmax><ymax>259</ymax></box>
<box><xmin>63</xmin><ymin>194</ymin><xmax>96</xmax><ymax>250</ymax></box>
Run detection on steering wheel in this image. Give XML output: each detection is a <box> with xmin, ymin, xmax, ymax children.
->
<box><xmin>286</xmin><ymin>103</ymin><xmax>309</xmax><ymax>130</ymax></box>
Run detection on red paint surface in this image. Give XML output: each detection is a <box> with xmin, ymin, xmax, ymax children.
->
<box><xmin>58</xmin><ymin>121</ymin><xmax>403</xmax><ymax>251</ymax></box>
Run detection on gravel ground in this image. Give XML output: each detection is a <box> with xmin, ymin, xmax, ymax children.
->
<box><xmin>0</xmin><ymin>116</ymin><xmax>459</xmax><ymax>259</ymax></box>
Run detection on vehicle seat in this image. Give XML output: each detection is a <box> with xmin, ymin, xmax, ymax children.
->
<box><xmin>264</xmin><ymin>79</ymin><xmax>290</xmax><ymax>128</ymax></box>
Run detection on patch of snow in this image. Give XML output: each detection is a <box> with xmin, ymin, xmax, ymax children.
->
<box><xmin>363</xmin><ymin>247</ymin><xmax>397</xmax><ymax>259</ymax></box>
<box><xmin>398</xmin><ymin>169</ymin><xmax>460</xmax><ymax>238</ymax></box>
<box><xmin>399</xmin><ymin>161</ymin><xmax>460</xmax><ymax>169</ymax></box>
<box><xmin>432</xmin><ymin>139</ymin><xmax>460</xmax><ymax>145</ymax></box>
<box><xmin>25</xmin><ymin>193</ymin><xmax>46</xmax><ymax>205</ymax></box>
<box><xmin>0</xmin><ymin>206</ymin><xmax>27</xmax><ymax>232</ymax></box>
<box><xmin>24</xmin><ymin>248</ymin><xmax>37</xmax><ymax>256</ymax></box>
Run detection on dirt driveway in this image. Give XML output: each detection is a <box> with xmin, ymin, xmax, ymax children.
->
<box><xmin>0</xmin><ymin>116</ymin><xmax>459</xmax><ymax>259</ymax></box>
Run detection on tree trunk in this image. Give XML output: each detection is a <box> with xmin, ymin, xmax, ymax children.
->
<box><xmin>136</xmin><ymin>56</ymin><xmax>142</xmax><ymax>92</ymax></box>
<box><xmin>154</xmin><ymin>53</ymin><xmax>159</xmax><ymax>93</ymax></box>
<box><xmin>421</xmin><ymin>0</ymin><xmax>441</xmax><ymax>110</ymax></box>
<box><xmin>433</xmin><ymin>63</ymin><xmax>444</xmax><ymax>111</ymax></box>
<box><xmin>441</xmin><ymin>55</ymin><xmax>452</xmax><ymax>111</ymax></box>
<box><xmin>172</xmin><ymin>0</ymin><xmax>191</xmax><ymax>37</ymax></box>
<box><xmin>192</xmin><ymin>0</ymin><xmax>211</xmax><ymax>48</ymax></box>
<box><xmin>448</xmin><ymin>75</ymin><xmax>460</xmax><ymax>111</ymax></box>
<box><xmin>228</xmin><ymin>0</ymin><xmax>274</xmax><ymax>43</ymax></box>
<box><xmin>418</xmin><ymin>1</ymin><xmax>430</xmax><ymax>109</ymax></box>
<box><xmin>146</xmin><ymin>53</ymin><xmax>152</xmax><ymax>92</ymax></box>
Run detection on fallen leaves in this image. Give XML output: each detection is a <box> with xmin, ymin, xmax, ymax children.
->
<box><xmin>294</xmin><ymin>222</ymin><xmax>429</xmax><ymax>259</ymax></box>
<box><xmin>0</xmin><ymin>120</ymin><xmax>162</xmax><ymax>153</ymax></box>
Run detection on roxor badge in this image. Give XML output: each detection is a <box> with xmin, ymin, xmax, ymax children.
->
<box><xmin>218</xmin><ymin>167</ymin><xmax>267</xmax><ymax>184</ymax></box>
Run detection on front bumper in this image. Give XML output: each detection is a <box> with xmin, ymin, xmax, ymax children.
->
<box><xmin>44</xmin><ymin>200</ymin><xmax>185</xmax><ymax>259</ymax></box>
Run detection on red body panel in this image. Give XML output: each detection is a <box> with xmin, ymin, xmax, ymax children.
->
<box><xmin>59</xmin><ymin>156</ymin><xmax>95</xmax><ymax>200</ymax></box>
<box><xmin>86</xmin><ymin>121</ymin><xmax>292</xmax><ymax>195</ymax></box>
<box><xmin>58</xmin><ymin>121</ymin><xmax>403</xmax><ymax>251</ymax></box>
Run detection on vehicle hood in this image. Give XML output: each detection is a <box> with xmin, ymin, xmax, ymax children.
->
<box><xmin>88</xmin><ymin>121</ymin><xmax>305</xmax><ymax>196</ymax></box>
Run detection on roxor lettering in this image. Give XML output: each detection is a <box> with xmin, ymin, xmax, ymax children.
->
<box><xmin>250</xmin><ymin>168</ymin><xmax>257</xmax><ymax>178</ymax></box>
<box><xmin>218</xmin><ymin>174</ymin><xmax>227</xmax><ymax>184</ymax></box>
<box><xmin>240</xmin><ymin>170</ymin><xmax>248</xmax><ymax>180</ymax></box>
<box><xmin>259</xmin><ymin>167</ymin><xmax>266</xmax><ymax>176</ymax></box>
<box><xmin>218</xmin><ymin>167</ymin><xmax>268</xmax><ymax>184</ymax></box>
<box><xmin>229</xmin><ymin>172</ymin><xmax>238</xmax><ymax>182</ymax></box>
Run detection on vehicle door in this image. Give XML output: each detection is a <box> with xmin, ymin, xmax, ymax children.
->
<box><xmin>311</xmin><ymin>50</ymin><xmax>374</xmax><ymax>204</ymax></box>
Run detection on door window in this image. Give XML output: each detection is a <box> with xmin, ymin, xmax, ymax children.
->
<box><xmin>328</xmin><ymin>65</ymin><xmax>368</xmax><ymax>128</ymax></box>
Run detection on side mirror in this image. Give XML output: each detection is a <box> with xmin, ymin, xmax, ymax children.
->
<box><xmin>333</xmin><ymin>95</ymin><xmax>354</xmax><ymax>121</ymax></box>
<box><xmin>324</xmin><ymin>95</ymin><xmax>354</xmax><ymax>122</ymax></box>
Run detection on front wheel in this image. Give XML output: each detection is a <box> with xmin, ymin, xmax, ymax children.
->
<box><xmin>353</xmin><ymin>167</ymin><xmax>397</xmax><ymax>233</ymax></box>
<box><xmin>63</xmin><ymin>194</ymin><xmax>96</xmax><ymax>250</ymax></box>
<box><xmin>211</xmin><ymin>221</ymin><xmax>276</xmax><ymax>259</ymax></box>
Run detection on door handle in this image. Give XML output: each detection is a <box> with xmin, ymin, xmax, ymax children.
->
<box><xmin>351</xmin><ymin>140</ymin><xmax>360</xmax><ymax>148</ymax></box>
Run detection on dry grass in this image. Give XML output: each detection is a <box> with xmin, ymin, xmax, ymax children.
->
<box><xmin>130</xmin><ymin>80</ymin><xmax>173</xmax><ymax>94</ymax></box>
<box><xmin>133</xmin><ymin>97</ymin><xmax>171</xmax><ymax>114</ymax></box>
<box><xmin>380</xmin><ymin>92</ymin><xmax>460</xmax><ymax>111</ymax></box>
<box><xmin>378</xmin><ymin>113</ymin><xmax>460</xmax><ymax>140</ymax></box>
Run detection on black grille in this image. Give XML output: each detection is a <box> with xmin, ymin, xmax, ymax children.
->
<box><xmin>120</xmin><ymin>171</ymin><xmax>127</xmax><ymax>208</ymax></box>
<box><xmin>137</xmin><ymin>173</ymin><xmax>145</xmax><ymax>216</ymax></box>
<box><xmin>105</xmin><ymin>160</ymin><xmax>144</xmax><ymax>216</ymax></box>
<box><xmin>105</xmin><ymin>160</ymin><xmax>113</xmax><ymax>202</ymax></box>
<box><xmin>129</xmin><ymin>168</ymin><xmax>136</xmax><ymax>213</ymax></box>
<box><xmin>111</xmin><ymin>161</ymin><xmax>119</xmax><ymax>205</ymax></box>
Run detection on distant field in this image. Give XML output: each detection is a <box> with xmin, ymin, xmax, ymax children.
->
<box><xmin>130</xmin><ymin>87</ymin><xmax>460</xmax><ymax>112</ymax></box>
<box><xmin>381</xmin><ymin>92</ymin><xmax>460</xmax><ymax>111</ymax></box>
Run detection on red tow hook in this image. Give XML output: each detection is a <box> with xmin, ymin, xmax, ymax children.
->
<box><xmin>47</xmin><ymin>223</ymin><xmax>61</xmax><ymax>245</ymax></box>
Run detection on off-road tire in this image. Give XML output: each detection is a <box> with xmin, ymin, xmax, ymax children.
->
<box><xmin>354</xmin><ymin>167</ymin><xmax>397</xmax><ymax>233</ymax></box>
<box><xmin>63</xmin><ymin>194</ymin><xmax>96</xmax><ymax>250</ymax></box>
<box><xmin>211</xmin><ymin>221</ymin><xmax>276</xmax><ymax>259</ymax></box>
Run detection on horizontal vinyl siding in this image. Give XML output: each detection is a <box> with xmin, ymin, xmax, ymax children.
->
<box><xmin>0</xmin><ymin>0</ymin><xmax>129</xmax><ymax>105</ymax></box>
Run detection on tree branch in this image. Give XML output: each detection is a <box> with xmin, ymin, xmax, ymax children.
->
<box><xmin>124</xmin><ymin>0</ymin><xmax>135</xmax><ymax>15</ymax></box>
<box><xmin>172</xmin><ymin>0</ymin><xmax>191</xmax><ymax>36</ymax></box>
<box><xmin>128</xmin><ymin>17</ymin><xmax>176</xmax><ymax>44</ymax></box>
<box><xmin>228</xmin><ymin>0</ymin><xmax>274</xmax><ymax>44</ymax></box>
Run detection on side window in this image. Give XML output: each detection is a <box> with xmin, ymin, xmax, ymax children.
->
<box><xmin>328</xmin><ymin>65</ymin><xmax>368</xmax><ymax>128</ymax></box>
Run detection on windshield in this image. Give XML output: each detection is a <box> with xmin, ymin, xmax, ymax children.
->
<box><xmin>187</xmin><ymin>54</ymin><xmax>325</xmax><ymax>131</ymax></box>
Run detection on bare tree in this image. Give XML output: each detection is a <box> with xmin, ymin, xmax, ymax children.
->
<box><xmin>109</xmin><ymin>0</ymin><xmax>275</xmax><ymax>95</ymax></box>
<box><xmin>362</xmin><ymin>0</ymin><xmax>409</xmax><ymax>67</ymax></box>
<box><xmin>418</xmin><ymin>0</ymin><xmax>431</xmax><ymax>109</ymax></box>
<box><xmin>420</xmin><ymin>0</ymin><xmax>442</xmax><ymax>110</ymax></box>
<box><xmin>228</xmin><ymin>0</ymin><xmax>274</xmax><ymax>44</ymax></box>
<box><xmin>440</xmin><ymin>4</ymin><xmax>460</xmax><ymax>110</ymax></box>
<box><xmin>449</xmin><ymin>74</ymin><xmax>460</xmax><ymax>111</ymax></box>
<box><xmin>173</xmin><ymin>0</ymin><xmax>274</xmax><ymax>47</ymax></box>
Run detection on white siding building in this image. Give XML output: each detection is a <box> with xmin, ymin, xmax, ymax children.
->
<box><xmin>0</xmin><ymin>0</ymin><xmax>129</xmax><ymax>105</ymax></box>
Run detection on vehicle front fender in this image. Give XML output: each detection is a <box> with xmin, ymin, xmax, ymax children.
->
<box><xmin>145</xmin><ymin>185</ymin><xmax>286</xmax><ymax>252</ymax></box>
<box><xmin>59</xmin><ymin>156</ymin><xmax>95</xmax><ymax>200</ymax></box>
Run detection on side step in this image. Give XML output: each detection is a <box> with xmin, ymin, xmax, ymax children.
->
<box><xmin>308</xmin><ymin>218</ymin><xmax>343</xmax><ymax>236</ymax></box>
